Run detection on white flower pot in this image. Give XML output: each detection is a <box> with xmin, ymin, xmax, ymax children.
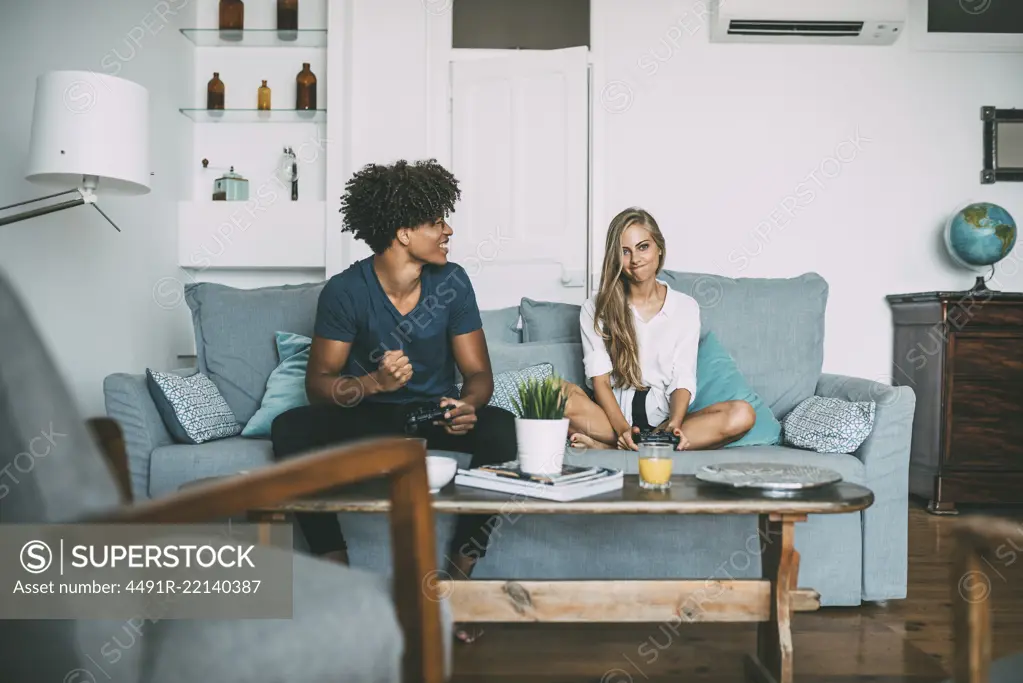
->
<box><xmin>515</xmin><ymin>417</ymin><xmax>569</xmax><ymax>475</ymax></box>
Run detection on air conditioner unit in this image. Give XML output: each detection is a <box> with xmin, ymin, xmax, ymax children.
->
<box><xmin>709</xmin><ymin>0</ymin><xmax>907</xmax><ymax>46</ymax></box>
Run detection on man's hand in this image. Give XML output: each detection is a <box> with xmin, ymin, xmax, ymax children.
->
<box><xmin>617</xmin><ymin>426</ymin><xmax>640</xmax><ymax>451</ymax></box>
<box><xmin>438</xmin><ymin>397</ymin><xmax>477</xmax><ymax>436</ymax></box>
<box><xmin>374</xmin><ymin>350</ymin><xmax>413</xmax><ymax>393</ymax></box>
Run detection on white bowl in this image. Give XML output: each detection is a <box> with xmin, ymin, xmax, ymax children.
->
<box><xmin>426</xmin><ymin>455</ymin><xmax>458</xmax><ymax>493</ymax></box>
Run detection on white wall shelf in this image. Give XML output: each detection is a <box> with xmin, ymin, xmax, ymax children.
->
<box><xmin>180</xmin><ymin>28</ymin><xmax>328</xmax><ymax>48</ymax></box>
<box><xmin>179</xmin><ymin>108</ymin><xmax>327</xmax><ymax>123</ymax></box>
<box><xmin>178</xmin><ymin>200</ymin><xmax>326</xmax><ymax>270</ymax></box>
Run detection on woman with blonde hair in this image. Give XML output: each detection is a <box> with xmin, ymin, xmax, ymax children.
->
<box><xmin>564</xmin><ymin>207</ymin><xmax>755</xmax><ymax>451</ymax></box>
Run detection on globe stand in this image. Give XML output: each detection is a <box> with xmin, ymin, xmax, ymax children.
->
<box><xmin>970</xmin><ymin>275</ymin><xmax>990</xmax><ymax>294</ymax></box>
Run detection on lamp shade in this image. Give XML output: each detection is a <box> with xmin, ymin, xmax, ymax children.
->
<box><xmin>25</xmin><ymin>71</ymin><xmax>150</xmax><ymax>196</ymax></box>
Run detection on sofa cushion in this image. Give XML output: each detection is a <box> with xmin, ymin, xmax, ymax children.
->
<box><xmin>481</xmin><ymin>306</ymin><xmax>522</xmax><ymax>344</ymax></box>
<box><xmin>659</xmin><ymin>271</ymin><xmax>828</xmax><ymax>419</ymax></box>
<box><xmin>520</xmin><ymin>298</ymin><xmax>582</xmax><ymax>343</ymax></box>
<box><xmin>564</xmin><ymin>444</ymin><xmax>865</xmax><ymax>483</ymax></box>
<box><xmin>692</xmin><ymin>332</ymin><xmax>781</xmax><ymax>448</ymax></box>
<box><xmin>487</xmin><ymin>341</ymin><xmax>586</xmax><ymax>388</ymax></box>
<box><xmin>148</xmin><ymin>437</ymin><xmax>275</xmax><ymax>498</ymax></box>
<box><xmin>185</xmin><ymin>281</ymin><xmax>325</xmax><ymax>424</ymax></box>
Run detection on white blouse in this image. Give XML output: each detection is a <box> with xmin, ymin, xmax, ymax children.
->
<box><xmin>579</xmin><ymin>282</ymin><xmax>701</xmax><ymax>427</ymax></box>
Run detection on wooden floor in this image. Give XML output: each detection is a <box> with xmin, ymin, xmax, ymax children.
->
<box><xmin>451</xmin><ymin>500</ymin><xmax>1023</xmax><ymax>682</ymax></box>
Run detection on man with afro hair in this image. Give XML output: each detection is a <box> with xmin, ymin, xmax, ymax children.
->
<box><xmin>271</xmin><ymin>159</ymin><xmax>516</xmax><ymax>616</ymax></box>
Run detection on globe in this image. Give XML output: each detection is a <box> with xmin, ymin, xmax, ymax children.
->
<box><xmin>944</xmin><ymin>202</ymin><xmax>1017</xmax><ymax>270</ymax></box>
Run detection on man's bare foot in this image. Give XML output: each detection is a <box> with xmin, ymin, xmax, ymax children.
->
<box><xmin>570</xmin><ymin>433</ymin><xmax>613</xmax><ymax>450</ymax></box>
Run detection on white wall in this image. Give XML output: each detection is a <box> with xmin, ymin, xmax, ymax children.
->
<box><xmin>591</xmin><ymin>0</ymin><xmax>1023</xmax><ymax>384</ymax></box>
<box><xmin>0</xmin><ymin>0</ymin><xmax>322</xmax><ymax>417</ymax></box>
<box><xmin>4</xmin><ymin>0</ymin><xmax>1023</xmax><ymax>419</ymax></box>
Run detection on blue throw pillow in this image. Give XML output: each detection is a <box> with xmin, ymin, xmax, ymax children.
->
<box><xmin>691</xmin><ymin>332</ymin><xmax>782</xmax><ymax>448</ymax></box>
<box><xmin>242</xmin><ymin>331</ymin><xmax>312</xmax><ymax>438</ymax></box>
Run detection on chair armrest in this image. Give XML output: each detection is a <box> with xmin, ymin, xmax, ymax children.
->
<box><xmin>815</xmin><ymin>373</ymin><xmax>917</xmax><ymax>601</ymax></box>
<box><xmin>950</xmin><ymin>516</ymin><xmax>1010</xmax><ymax>683</ymax></box>
<box><xmin>89</xmin><ymin>435</ymin><xmax>444</xmax><ymax>683</ymax></box>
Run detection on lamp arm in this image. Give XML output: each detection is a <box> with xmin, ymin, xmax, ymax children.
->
<box><xmin>0</xmin><ymin>189</ymin><xmax>80</xmax><ymax>213</ymax></box>
<box><xmin>0</xmin><ymin>197</ymin><xmax>85</xmax><ymax>227</ymax></box>
<box><xmin>0</xmin><ymin>186</ymin><xmax>121</xmax><ymax>232</ymax></box>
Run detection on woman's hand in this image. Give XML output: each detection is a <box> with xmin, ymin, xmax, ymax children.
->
<box><xmin>665</xmin><ymin>422</ymin><xmax>691</xmax><ymax>451</ymax></box>
<box><xmin>617</xmin><ymin>426</ymin><xmax>640</xmax><ymax>451</ymax></box>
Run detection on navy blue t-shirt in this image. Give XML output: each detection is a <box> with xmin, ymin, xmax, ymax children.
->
<box><xmin>314</xmin><ymin>257</ymin><xmax>483</xmax><ymax>404</ymax></box>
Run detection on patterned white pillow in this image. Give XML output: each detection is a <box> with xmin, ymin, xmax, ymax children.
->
<box><xmin>147</xmin><ymin>369</ymin><xmax>242</xmax><ymax>444</ymax></box>
<box><xmin>456</xmin><ymin>363</ymin><xmax>555</xmax><ymax>414</ymax></box>
<box><xmin>782</xmin><ymin>395</ymin><xmax>875</xmax><ymax>454</ymax></box>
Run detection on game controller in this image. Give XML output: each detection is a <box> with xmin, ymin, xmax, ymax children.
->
<box><xmin>634</xmin><ymin>428</ymin><xmax>681</xmax><ymax>448</ymax></box>
<box><xmin>404</xmin><ymin>402</ymin><xmax>452</xmax><ymax>434</ymax></box>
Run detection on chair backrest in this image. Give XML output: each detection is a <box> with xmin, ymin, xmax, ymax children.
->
<box><xmin>0</xmin><ymin>270</ymin><xmax>122</xmax><ymax>523</ymax></box>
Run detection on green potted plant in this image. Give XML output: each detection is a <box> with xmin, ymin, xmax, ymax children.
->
<box><xmin>511</xmin><ymin>374</ymin><xmax>570</xmax><ymax>475</ymax></box>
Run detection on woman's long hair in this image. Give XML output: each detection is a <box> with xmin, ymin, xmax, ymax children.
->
<box><xmin>592</xmin><ymin>207</ymin><xmax>666</xmax><ymax>389</ymax></box>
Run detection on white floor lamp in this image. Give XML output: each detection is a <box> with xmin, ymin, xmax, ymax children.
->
<box><xmin>0</xmin><ymin>71</ymin><xmax>150</xmax><ymax>230</ymax></box>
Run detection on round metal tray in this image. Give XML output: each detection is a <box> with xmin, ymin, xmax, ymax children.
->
<box><xmin>695</xmin><ymin>462</ymin><xmax>843</xmax><ymax>497</ymax></box>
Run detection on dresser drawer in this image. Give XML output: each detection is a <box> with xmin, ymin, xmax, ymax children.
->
<box><xmin>951</xmin><ymin>336</ymin><xmax>1023</xmax><ymax>379</ymax></box>
<box><xmin>947</xmin><ymin>301</ymin><xmax>1023</xmax><ymax>328</ymax></box>
<box><xmin>947</xmin><ymin>378</ymin><xmax>1023</xmax><ymax>469</ymax></box>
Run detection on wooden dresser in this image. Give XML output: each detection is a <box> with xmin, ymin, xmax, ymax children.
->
<box><xmin>886</xmin><ymin>288</ymin><xmax>1023</xmax><ymax>513</ymax></box>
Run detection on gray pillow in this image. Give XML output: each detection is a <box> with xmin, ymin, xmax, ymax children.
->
<box><xmin>456</xmin><ymin>363</ymin><xmax>554</xmax><ymax>414</ymax></box>
<box><xmin>781</xmin><ymin>395</ymin><xmax>875</xmax><ymax>454</ymax></box>
<box><xmin>480</xmin><ymin>306</ymin><xmax>522</xmax><ymax>344</ymax></box>
<box><xmin>146</xmin><ymin>369</ymin><xmax>242</xmax><ymax>444</ymax></box>
<box><xmin>519</xmin><ymin>298</ymin><xmax>582</xmax><ymax>343</ymax></box>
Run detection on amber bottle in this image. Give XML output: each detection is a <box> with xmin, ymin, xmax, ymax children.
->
<box><xmin>207</xmin><ymin>72</ymin><xmax>225</xmax><ymax>110</ymax></box>
<box><xmin>296</xmin><ymin>63</ymin><xmax>317</xmax><ymax>110</ymax></box>
<box><xmin>257</xmin><ymin>80</ymin><xmax>271</xmax><ymax>110</ymax></box>
<box><xmin>277</xmin><ymin>0</ymin><xmax>299</xmax><ymax>41</ymax></box>
<box><xmin>219</xmin><ymin>0</ymin><xmax>244</xmax><ymax>41</ymax></box>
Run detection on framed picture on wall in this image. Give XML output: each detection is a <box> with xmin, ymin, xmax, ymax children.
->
<box><xmin>909</xmin><ymin>0</ymin><xmax>1023</xmax><ymax>52</ymax></box>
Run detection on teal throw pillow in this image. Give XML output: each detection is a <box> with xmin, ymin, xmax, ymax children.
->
<box><xmin>691</xmin><ymin>332</ymin><xmax>782</xmax><ymax>448</ymax></box>
<box><xmin>242</xmin><ymin>331</ymin><xmax>312</xmax><ymax>438</ymax></box>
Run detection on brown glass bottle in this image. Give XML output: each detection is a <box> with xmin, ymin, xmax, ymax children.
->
<box><xmin>257</xmin><ymin>80</ymin><xmax>271</xmax><ymax>110</ymax></box>
<box><xmin>219</xmin><ymin>0</ymin><xmax>244</xmax><ymax>41</ymax></box>
<box><xmin>207</xmin><ymin>72</ymin><xmax>225</xmax><ymax>110</ymax></box>
<box><xmin>277</xmin><ymin>0</ymin><xmax>299</xmax><ymax>41</ymax></box>
<box><xmin>296</xmin><ymin>63</ymin><xmax>317</xmax><ymax>110</ymax></box>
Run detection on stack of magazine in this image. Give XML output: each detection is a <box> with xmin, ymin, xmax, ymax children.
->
<box><xmin>454</xmin><ymin>461</ymin><xmax>623</xmax><ymax>501</ymax></box>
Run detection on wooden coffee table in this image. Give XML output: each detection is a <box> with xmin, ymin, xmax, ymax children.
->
<box><xmin>248</xmin><ymin>474</ymin><xmax>873</xmax><ymax>683</ymax></box>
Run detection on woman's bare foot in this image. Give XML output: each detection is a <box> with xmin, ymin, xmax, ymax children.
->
<box><xmin>569</xmin><ymin>432</ymin><xmax>614</xmax><ymax>450</ymax></box>
<box><xmin>320</xmin><ymin>548</ymin><xmax>349</xmax><ymax>565</ymax></box>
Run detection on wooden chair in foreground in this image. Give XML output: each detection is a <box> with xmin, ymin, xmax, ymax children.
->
<box><xmin>950</xmin><ymin>515</ymin><xmax>1023</xmax><ymax>683</ymax></box>
<box><xmin>0</xmin><ymin>269</ymin><xmax>446</xmax><ymax>683</ymax></box>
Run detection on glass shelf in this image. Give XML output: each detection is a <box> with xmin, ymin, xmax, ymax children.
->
<box><xmin>179</xmin><ymin>108</ymin><xmax>327</xmax><ymax>123</ymax></box>
<box><xmin>180</xmin><ymin>28</ymin><xmax>327</xmax><ymax>48</ymax></box>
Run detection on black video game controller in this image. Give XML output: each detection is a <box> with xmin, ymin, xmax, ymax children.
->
<box><xmin>634</xmin><ymin>428</ymin><xmax>681</xmax><ymax>448</ymax></box>
<box><xmin>404</xmin><ymin>402</ymin><xmax>452</xmax><ymax>434</ymax></box>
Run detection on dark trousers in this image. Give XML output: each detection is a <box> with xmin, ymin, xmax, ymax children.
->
<box><xmin>270</xmin><ymin>400</ymin><xmax>516</xmax><ymax>562</ymax></box>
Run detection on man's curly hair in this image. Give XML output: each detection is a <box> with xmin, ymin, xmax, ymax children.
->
<box><xmin>339</xmin><ymin>159</ymin><xmax>462</xmax><ymax>254</ymax></box>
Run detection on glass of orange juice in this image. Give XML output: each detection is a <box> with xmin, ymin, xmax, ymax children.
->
<box><xmin>638</xmin><ymin>443</ymin><xmax>674</xmax><ymax>491</ymax></box>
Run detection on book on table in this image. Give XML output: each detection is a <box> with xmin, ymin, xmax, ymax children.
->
<box><xmin>454</xmin><ymin>461</ymin><xmax>624</xmax><ymax>501</ymax></box>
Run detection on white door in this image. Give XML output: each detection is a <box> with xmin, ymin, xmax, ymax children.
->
<box><xmin>448</xmin><ymin>46</ymin><xmax>589</xmax><ymax>309</ymax></box>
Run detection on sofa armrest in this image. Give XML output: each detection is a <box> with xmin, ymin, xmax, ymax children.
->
<box><xmin>103</xmin><ymin>371</ymin><xmax>186</xmax><ymax>500</ymax></box>
<box><xmin>815</xmin><ymin>373</ymin><xmax>916</xmax><ymax>601</ymax></box>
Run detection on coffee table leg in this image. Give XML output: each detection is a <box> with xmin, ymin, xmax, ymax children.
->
<box><xmin>247</xmin><ymin>511</ymin><xmax>288</xmax><ymax>546</ymax></box>
<box><xmin>744</xmin><ymin>513</ymin><xmax>798</xmax><ymax>683</ymax></box>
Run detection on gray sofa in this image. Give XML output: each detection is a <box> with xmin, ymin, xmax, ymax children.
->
<box><xmin>104</xmin><ymin>270</ymin><xmax>916</xmax><ymax>606</ymax></box>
